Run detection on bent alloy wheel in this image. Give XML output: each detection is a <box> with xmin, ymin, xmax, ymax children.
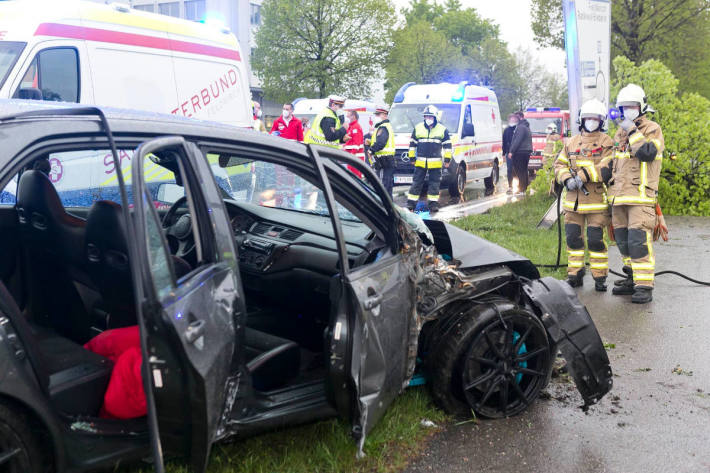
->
<box><xmin>460</xmin><ymin>311</ymin><xmax>550</xmax><ymax>418</ymax></box>
<box><xmin>427</xmin><ymin>301</ymin><xmax>552</xmax><ymax>418</ymax></box>
<box><xmin>0</xmin><ymin>403</ymin><xmax>44</xmax><ymax>473</ymax></box>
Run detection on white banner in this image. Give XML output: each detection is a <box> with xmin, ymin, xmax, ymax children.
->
<box><xmin>563</xmin><ymin>0</ymin><xmax>612</xmax><ymax>135</ymax></box>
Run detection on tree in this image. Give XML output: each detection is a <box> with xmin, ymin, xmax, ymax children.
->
<box><xmin>508</xmin><ymin>48</ymin><xmax>568</xmax><ymax>111</ymax></box>
<box><xmin>530</xmin><ymin>0</ymin><xmax>710</xmax><ymax>97</ymax></box>
<box><xmin>252</xmin><ymin>0</ymin><xmax>396</xmax><ymax>103</ymax></box>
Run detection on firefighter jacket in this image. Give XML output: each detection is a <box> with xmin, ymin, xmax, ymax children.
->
<box><xmin>554</xmin><ymin>131</ymin><xmax>614</xmax><ymax>213</ymax></box>
<box><xmin>543</xmin><ymin>133</ymin><xmax>561</xmax><ymax>158</ymax></box>
<box><xmin>304</xmin><ymin>107</ymin><xmax>346</xmax><ymax>148</ymax></box>
<box><xmin>370</xmin><ymin>120</ymin><xmax>395</xmax><ymax>157</ymax></box>
<box><xmin>608</xmin><ymin>116</ymin><xmax>664</xmax><ymax>206</ymax></box>
<box><xmin>408</xmin><ymin>121</ymin><xmax>452</xmax><ymax>169</ymax></box>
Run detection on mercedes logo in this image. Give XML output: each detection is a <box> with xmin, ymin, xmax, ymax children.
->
<box><xmin>400</xmin><ymin>152</ymin><xmax>410</xmax><ymax>163</ymax></box>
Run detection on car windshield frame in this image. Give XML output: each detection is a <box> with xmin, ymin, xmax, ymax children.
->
<box><xmin>526</xmin><ymin>117</ymin><xmax>562</xmax><ymax>135</ymax></box>
<box><xmin>389</xmin><ymin>103</ymin><xmax>462</xmax><ymax>134</ymax></box>
<box><xmin>0</xmin><ymin>42</ymin><xmax>25</xmax><ymax>90</ymax></box>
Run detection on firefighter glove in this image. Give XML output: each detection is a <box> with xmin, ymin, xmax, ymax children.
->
<box><xmin>601</xmin><ymin>161</ymin><xmax>613</xmax><ymax>184</ymax></box>
<box><xmin>619</xmin><ymin>117</ymin><xmax>636</xmax><ymax>132</ymax></box>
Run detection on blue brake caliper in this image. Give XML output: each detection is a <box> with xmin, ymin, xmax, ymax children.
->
<box><xmin>513</xmin><ymin>331</ymin><xmax>528</xmax><ymax>384</ymax></box>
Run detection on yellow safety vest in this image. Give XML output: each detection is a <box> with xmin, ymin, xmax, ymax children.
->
<box><xmin>304</xmin><ymin>108</ymin><xmax>342</xmax><ymax>148</ymax></box>
<box><xmin>372</xmin><ymin>121</ymin><xmax>395</xmax><ymax>156</ymax></box>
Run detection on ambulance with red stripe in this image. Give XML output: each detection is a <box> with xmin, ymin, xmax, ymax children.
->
<box><xmin>0</xmin><ymin>0</ymin><xmax>252</xmax><ymax>127</ymax></box>
<box><xmin>389</xmin><ymin>82</ymin><xmax>502</xmax><ymax>198</ymax></box>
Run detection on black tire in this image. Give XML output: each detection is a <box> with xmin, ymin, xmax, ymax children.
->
<box><xmin>483</xmin><ymin>161</ymin><xmax>499</xmax><ymax>191</ymax></box>
<box><xmin>447</xmin><ymin>163</ymin><xmax>466</xmax><ymax>199</ymax></box>
<box><xmin>0</xmin><ymin>402</ymin><xmax>45</xmax><ymax>473</ymax></box>
<box><xmin>428</xmin><ymin>300</ymin><xmax>552</xmax><ymax>418</ymax></box>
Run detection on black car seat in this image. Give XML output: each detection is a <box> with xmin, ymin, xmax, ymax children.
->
<box><xmin>0</xmin><ymin>281</ymin><xmax>113</xmax><ymax>417</ymax></box>
<box><xmin>85</xmin><ymin>200</ymin><xmax>192</xmax><ymax>328</ymax></box>
<box><xmin>244</xmin><ymin>327</ymin><xmax>300</xmax><ymax>391</ymax></box>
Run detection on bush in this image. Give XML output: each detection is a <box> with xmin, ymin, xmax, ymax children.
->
<box><xmin>612</xmin><ymin>56</ymin><xmax>710</xmax><ymax>216</ymax></box>
<box><xmin>529</xmin><ymin>140</ymin><xmax>563</xmax><ymax>196</ymax></box>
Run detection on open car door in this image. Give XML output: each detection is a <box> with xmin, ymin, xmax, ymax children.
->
<box><xmin>126</xmin><ymin>137</ymin><xmax>241</xmax><ymax>473</ymax></box>
<box><xmin>310</xmin><ymin>146</ymin><xmax>417</xmax><ymax>452</ymax></box>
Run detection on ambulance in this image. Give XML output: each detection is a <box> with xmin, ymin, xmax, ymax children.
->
<box><xmin>0</xmin><ymin>0</ymin><xmax>252</xmax><ymax>127</ymax></box>
<box><xmin>389</xmin><ymin>81</ymin><xmax>503</xmax><ymax>198</ymax></box>
<box><xmin>523</xmin><ymin>107</ymin><xmax>571</xmax><ymax>175</ymax></box>
<box><xmin>293</xmin><ymin>98</ymin><xmax>377</xmax><ymax>134</ymax></box>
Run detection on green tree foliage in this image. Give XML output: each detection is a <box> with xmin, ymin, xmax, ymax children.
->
<box><xmin>530</xmin><ymin>0</ymin><xmax>710</xmax><ymax>98</ymax></box>
<box><xmin>510</xmin><ymin>48</ymin><xmax>569</xmax><ymax>111</ymax></box>
<box><xmin>252</xmin><ymin>0</ymin><xmax>396</xmax><ymax>103</ymax></box>
<box><xmin>611</xmin><ymin>56</ymin><xmax>710</xmax><ymax>215</ymax></box>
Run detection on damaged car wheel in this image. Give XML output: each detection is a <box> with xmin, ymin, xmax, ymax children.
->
<box><xmin>428</xmin><ymin>300</ymin><xmax>552</xmax><ymax>418</ymax></box>
<box><xmin>0</xmin><ymin>403</ymin><xmax>45</xmax><ymax>473</ymax></box>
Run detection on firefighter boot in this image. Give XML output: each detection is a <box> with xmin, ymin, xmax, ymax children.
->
<box><xmin>566</xmin><ymin>268</ymin><xmax>585</xmax><ymax>288</ymax></box>
<box><xmin>594</xmin><ymin>276</ymin><xmax>608</xmax><ymax>292</ymax></box>
<box><xmin>631</xmin><ymin>286</ymin><xmax>653</xmax><ymax>304</ymax></box>
<box><xmin>407</xmin><ymin>200</ymin><xmax>417</xmax><ymax>212</ymax></box>
<box><xmin>614</xmin><ymin>265</ymin><xmax>633</xmax><ymax>287</ymax></box>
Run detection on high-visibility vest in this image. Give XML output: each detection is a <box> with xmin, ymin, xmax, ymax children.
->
<box><xmin>409</xmin><ymin>122</ymin><xmax>448</xmax><ymax>169</ymax></box>
<box><xmin>304</xmin><ymin>107</ymin><xmax>342</xmax><ymax>148</ymax></box>
<box><xmin>372</xmin><ymin>121</ymin><xmax>395</xmax><ymax>156</ymax></box>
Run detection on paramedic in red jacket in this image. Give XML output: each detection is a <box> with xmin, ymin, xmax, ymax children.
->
<box><xmin>343</xmin><ymin>109</ymin><xmax>365</xmax><ymax>177</ymax></box>
<box><xmin>270</xmin><ymin>103</ymin><xmax>304</xmax><ymax>141</ymax></box>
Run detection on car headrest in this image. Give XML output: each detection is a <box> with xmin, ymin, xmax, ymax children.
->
<box><xmin>86</xmin><ymin>201</ymin><xmax>128</xmax><ymax>271</ymax></box>
<box><xmin>17</xmin><ymin>87</ymin><xmax>42</xmax><ymax>100</ymax></box>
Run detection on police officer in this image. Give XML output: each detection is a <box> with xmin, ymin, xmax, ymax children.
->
<box><xmin>606</xmin><ymin>84</ymin><xmax>664</xmax><ymax>304</ymax></box>
<box><xmin>304</xmin><ymin>95</ymin><xmax>351</xmax><ymax>147</ymax></box>
<box><xmin>365</xmin><ymin>105</ymin><xmax>395</xmax><ymax>197</ymax></box>
<box><xmin>406</xmin><ymin>105</ymin><xmax>452</xmax><ymax>213</ymax></box>
<box><xmin>554</xmin><ymin>99</ymin><xmax>614</xmax><ymax>291</ymax></box>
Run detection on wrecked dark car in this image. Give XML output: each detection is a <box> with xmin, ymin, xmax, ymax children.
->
<box><xmin>0</xmin><ymin>101</ymin><xmax>612</xmax><ymax>473</ymax></box>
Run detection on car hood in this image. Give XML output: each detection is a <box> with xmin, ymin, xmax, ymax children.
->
<box><xmin>423</xmin><ymin>219</ymin><xmax>540</xmax><ymax>279</ymax></box>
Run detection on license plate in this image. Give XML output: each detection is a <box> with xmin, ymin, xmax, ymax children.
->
<box><xmin>394</xmin><ymin>175</ymin><xmax>413</xmax><ymax>184</ymax></box>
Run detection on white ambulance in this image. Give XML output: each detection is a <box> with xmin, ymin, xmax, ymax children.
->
<box><xmin>293</xmin><ymin>98</ymin><xmax>377</xmax><ymax>134</ymax></box>
<box><xmin>388</xmin><ymin>82</ymin><xmax>503</xmax><ymax>198</ymax></box>
<box><xmin>0</xmin><ymin>0</ymin><xmax>252</xmax><ymax>127</ymax></box>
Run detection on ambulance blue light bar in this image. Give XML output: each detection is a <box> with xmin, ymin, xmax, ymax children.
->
<box><xmin>527</xmin><ymin>107</ymin><xmax>562</xmax><ymax>112</ymax></box>
<box><xmin>452</xmin><ymin>81</ymin><xmax>467</xmax><ymax>102</ymax></box>
<box><xmin>393</xmin><ymin>82</ymin><xmax>415</xmax><ymax>103</ymax></box>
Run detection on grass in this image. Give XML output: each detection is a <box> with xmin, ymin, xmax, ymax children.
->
<box><xmin>125</xmin><ymin>388</ymin><xmax>447</xmax><ymax>473</ymax></box>
<box><xmin>453</xmin><ymin>192</ymin><xmax>568</xmax><ymax>279</ymax></box>
<box><xmin>126</xmin><ymin>193</ymin><xmax>568</xmax><ymax>473</ymax></box>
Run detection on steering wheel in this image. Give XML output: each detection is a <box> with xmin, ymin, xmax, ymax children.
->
<box><xmin>162</xmin><ymin>196</ymin><xmax>196</xmax><ymax>259</ymax></box>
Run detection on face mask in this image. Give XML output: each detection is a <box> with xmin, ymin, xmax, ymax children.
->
<box><xmin>509</xmin><ymin>121</ymin><xmax>518</xmax><ymax>127</ymax></box>
<box><xmin>425</xmin><ymin>118</ymin><xmax>435</xmax><ymax>126</ymax></box>
<box><xmin>282</xmin><ymin>110</ymin><xmax>291</xmax><ymax>119</ymax></box>
<box><xmin>623</xmin><ymin>108</ymin><xmax>639</xmax><ymax>121</ymax></box>
<box><xmin>584</xmin><ymin>119</ymin><xmax>600</xmax><ymax>132</ymax></box>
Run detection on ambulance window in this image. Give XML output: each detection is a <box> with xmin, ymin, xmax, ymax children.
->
<box><xmin>0</xmin><ymin>174</ymin><xmax>18</xmax><ymax>206</ymax></box>
<box><xmin>13</xmin><ymin>48</ymin><xmax>79</xmax><ymax>103</ymax></box>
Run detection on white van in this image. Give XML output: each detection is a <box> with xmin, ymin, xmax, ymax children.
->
<box><xmin>293</xmin><ymin>98</ymin><xmax>377</xmax><ymax>134</ymax></box>
<box><xmin>0</xmin><ymin>0</ymin><xmax>252</xmax><ymax>127</ymax></box>
<box><xmin>388</xmin><ymin>82</ymin><xmax>503</xmax><ymax>198</ymax></box>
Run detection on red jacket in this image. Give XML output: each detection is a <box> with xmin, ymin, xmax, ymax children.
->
<box><xmin>343</xmin><ymin>121</ymin><xmax>365</xmax><ymax>177</ymax></box>
<box><xmin>270</xmin><ymin>115</ymin><xmax>304</xmax><ymax>141</ymax></box>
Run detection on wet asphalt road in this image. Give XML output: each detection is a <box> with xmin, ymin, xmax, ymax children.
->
<box><xmin>405</xmin><ymin>216</ymin><xmax>710</xmax><ymax>473</ymax></box>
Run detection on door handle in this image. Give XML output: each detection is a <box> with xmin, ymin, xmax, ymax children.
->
<box><xmin>363</xmin><ymin>293</ymin><xmax>383</xmax><ymax>311</ymax></box>
<box><xmin>184</xmin><ymin>319</ymin><xmax>206</xmax><ymax>344</ymax></box>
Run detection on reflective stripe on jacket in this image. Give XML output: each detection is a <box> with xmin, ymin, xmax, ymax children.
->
<box><xmin>372</xmin><ymin>121</ymin><xmax>395</xmax><ymax>157</ymax></box>
<box><xmin>408</xmin><ymin>121</ymin><xmax>452</xmax><ymax>169</ymax></box>
<box><xmin>608</xmin><ymin>116</ymin><xmax>664</xmax><ymax>206</ymax></box>
<box><xmin>543</xmin><ymin>133</ymin><xmax>561</xmax><ymax>157</ymax></box>
<box><xmin>553</xmin><ymin>131</ymin><xmax>614</xmax><ymax>213</ymax></box>
<box><xmin>304</xmin><ymin>108</ymin><xmax>342</xmax><ymax>148</ymax></box>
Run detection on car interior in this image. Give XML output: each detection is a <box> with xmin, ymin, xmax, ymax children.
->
<box><xmin>0</xmin><ymin>144</ymin><xmax>390</xmax><ymax>425</ymax></box>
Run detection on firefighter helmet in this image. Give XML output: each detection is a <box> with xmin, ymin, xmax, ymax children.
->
<box><xmin>616</xmin><ymin>84</ymin><xmax>652</xmax><ymax>114</ymax></box>
<box><xmin>546</xmin><ymin>122</ymin><xmax>557</xmax><ymax>133</ymax></box>
<box><xmin>580</xmin><ymin>98</ymin><xmax>607</xmax><ymax>119</ymax></box>
<box><xmin>422</xmin><ymin>105</ymin><xmax>439</xmax><ymax>118</ymax></box>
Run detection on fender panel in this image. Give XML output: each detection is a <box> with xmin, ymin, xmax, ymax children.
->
<box><xmin>523</xmin><ymin>277</ymin><xmax>613</xmax><ymax>406</ymax></box>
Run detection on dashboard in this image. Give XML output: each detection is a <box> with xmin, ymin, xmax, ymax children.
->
<box><xmin>224</xmin><ymin>200</ymin><xmax>377</xmax><ymax>276</ymax></box>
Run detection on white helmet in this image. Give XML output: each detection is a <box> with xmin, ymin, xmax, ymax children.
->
<box><xmin>580</xmin><ymin>98</ymin><xmax>607</xmax><ymax>120</ymax></box>
<box><xmin>546</xmin><ymin>122</ymin><xmax>557</xmax><ymax>133</ymax></box>
<box><xmin>616</xmin><ymin>84</ymin><xmax>653</xmax><ymax>114</ymax></box>
<box><xmin>422</xmin><ymin>104</ymin><xmax>439</xmax><ymax>118</ymax></box>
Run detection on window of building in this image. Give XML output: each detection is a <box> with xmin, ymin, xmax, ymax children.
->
<box><xmin>250</xmin><ymin>3</ymin><xmax>261</xmax><ymax>25</ymax></box>
<box><xmin>133</xmin><ymin>4</ymin><xmax>155</xmax><ymax>13</ymax></box>
<box><xmin>158</xmin><ymin>1</ymin><xmax>180</xmax><ymax>17</ymax></box>
<box><xmin>184</xmin><ymin>0</ymin><xmax>205</xmax><ymax>21</ymax></box>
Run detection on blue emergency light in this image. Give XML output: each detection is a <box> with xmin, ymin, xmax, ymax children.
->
<box><xmin>608</xmin><ymin>107</ymin><xmax>621</xmax><ymax>121</ymax></box>
<box><xmin>393</xmin><ymin>82</ymin><xmax>415</xmax><ymax>103</ymax></box>
<box><xmin>451</xmin><ymin>81</ymin><xmax>467</xmax><ymax>102</ymax></box>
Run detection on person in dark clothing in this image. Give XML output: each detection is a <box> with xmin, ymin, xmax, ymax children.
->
<box><xmin>502</xmin><ymin>113</ymin><xmax>517</xmax><ymax>194</ymax></box>
<box><xmin>507</xmin><ymin>111</ymin><xmax>533</xmax><ymax>194</ymax></box>
<box><xmin>304</xmin><ymin>95</ymin><xmax>351</xmax><ymax>147</ymax></box>
<box><xmin>365</xmin><ymin>105</ymin><xmax>396</xmax><ymax>197</ymax></box>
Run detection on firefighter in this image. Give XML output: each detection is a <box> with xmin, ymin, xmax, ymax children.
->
<box><xmin>543</xmin><ymin>122</ymin><xmax>561</xmax><ymax>163</ymax></box>
<box><xmin>553</xmin><ymin>99</ymin><xmax>614</xmax><ymax>291</ymax></box>
<box><xmin>406</xmin><ymin>105</ymin><xmax>452</xmax><ymax>213</ymax></box>
<box><xmin>304</xmin><ymin>95</ymin><xmax>351</xmax><ymax>147</ymax></box>
<box><xmin>606</xmin><ymin>84</ymin><xmax>664</xmax><ymax>304</ymax></box>
<box><xmin>365</xmin><ymin>105</ymin><xmax>396</xmax><ymax>196</ymax></box>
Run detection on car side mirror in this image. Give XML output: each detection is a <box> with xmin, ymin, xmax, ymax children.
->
<box><xmin>157</xmin><ymin>183</ymin><xmax>185</xmax><ymax>203</ymax></box>
<box><xmin>462</xmin><ymin>123</ymin><xmax>475</xmax><ymax>138</ymax></box>
<box><xmin>17</xmin><ymin>87</ymin><xmax>43</xmax><ymax>100</ymax></box>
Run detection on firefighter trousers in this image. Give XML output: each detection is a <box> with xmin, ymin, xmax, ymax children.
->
<box><xmin>407</xmin><ymin>166</ymin><xmax>441</xmax><ymax>205</ymax></box>
<box><xmin>612</xmin><ymin>205</ymin><xmax>656</xmax><ymax>287</ymax></box>
<box><xmin>564</xmin><ymin>210</ymin><xmax>610</xmax><ymax>278</ymax></box>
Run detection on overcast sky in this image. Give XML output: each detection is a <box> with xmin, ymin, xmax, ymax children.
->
<box><xmin>391</xmin><ymin>0</ymin><xmax>567</xmax><ymax>76</ymax></box>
